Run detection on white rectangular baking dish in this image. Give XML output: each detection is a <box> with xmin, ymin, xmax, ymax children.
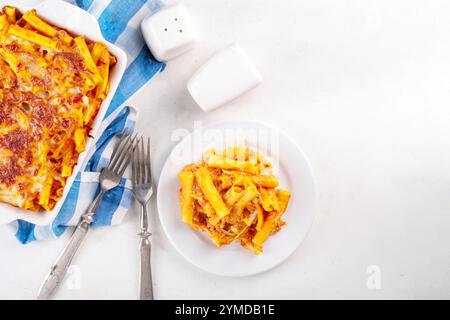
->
<box><xmin>0</xmin><ymin>0</ymin><xmax>127</xmax><ymax>226</ymax></box>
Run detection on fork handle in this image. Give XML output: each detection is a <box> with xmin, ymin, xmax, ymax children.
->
<box><xmin>37</xmin><ymin>191</ymin><xmax>105</xmax><ymax>299</ymax></box>
<box><xmin>37</xmin><ymin>221</ymin><xmax>90</xmax><ymax>299</ymax></box>
<box><xmin>139</xmin><ymin>204</ymin><xmax>153</xmax><ymax>300</ymax></box>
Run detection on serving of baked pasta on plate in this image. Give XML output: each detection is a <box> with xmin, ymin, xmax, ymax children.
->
<box><xmin>0</xmin><ymin>5</ymin><xmax>116</xmax><ymax>212</ymax></box>
<box><xmin>179</xmin><ymin>146</ymin><xmax>291</xmax><ymax>255</ymax></box>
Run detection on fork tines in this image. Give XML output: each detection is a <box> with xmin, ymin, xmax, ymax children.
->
<box><xmin>132</xmin><ymin>136</ymin><xmax>152</xmax><ymax>185</ymax></box>
<box><xmin>108</xmin><ymin>133</ymin><xmax>138</xmax><ymax>175</ymax></box>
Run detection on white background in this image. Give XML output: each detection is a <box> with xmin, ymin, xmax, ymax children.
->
<box><xmin>1</xmin><ymin>0</ymin><xmax>450</xmax><ymax>299</ymax></box>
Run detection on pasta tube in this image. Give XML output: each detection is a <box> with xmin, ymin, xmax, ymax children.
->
<box><xmin>195</xmin><ymin>167</ymin><xmax>230</xmax><ymax>218</ymax></box>
<box><xmin>179</xmin><ymin>171</ymin><xmax>195</xmax><ymax>224</ymax></box>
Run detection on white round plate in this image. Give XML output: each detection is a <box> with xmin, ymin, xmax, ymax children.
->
<box><xmin>157</xmin><ymin>120</ymin><xmax>316</xmax><ymax>277</ymax></box>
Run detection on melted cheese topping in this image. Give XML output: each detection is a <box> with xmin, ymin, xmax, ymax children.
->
<box><xmin>0</xmin><ymin>7</ymin><xmax>115</xmax><ymax>211</ymax></box>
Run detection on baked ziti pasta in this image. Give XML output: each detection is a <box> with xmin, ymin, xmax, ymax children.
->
<box><xmin>0</xmin><ymin>6</ymin><xmax>116</xmax><ymax>211</ymax></box>
<box><xmin>179</xmin><ymin>146</ymin><xmax>291</xmax><ymax>254</ymax></box>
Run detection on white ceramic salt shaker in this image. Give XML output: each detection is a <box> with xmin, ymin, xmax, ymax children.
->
<box><xmin>141</xmin><ymin>3</ymin><xmax>197</xmax><ymax>62</ymax></box>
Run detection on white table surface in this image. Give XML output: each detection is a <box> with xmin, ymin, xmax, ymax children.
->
<box><xmin>1</xmin><ymin>0</ymin><xmax>450</xmax><ymax>300</ymax></box>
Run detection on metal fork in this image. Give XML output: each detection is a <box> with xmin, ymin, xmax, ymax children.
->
<box><xmin>132</xmin><ymin>136</ymin><xmax>154</xmax><ymax>300</ymax></box>
<box><xmin>37</xmin><ymin>133</ymin><xmax>137</xmax><ymax>300</ymax></box>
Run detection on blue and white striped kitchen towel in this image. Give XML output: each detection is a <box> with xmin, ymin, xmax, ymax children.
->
<box><xmin>14</xmin><ymin>0</ymin><xmax>166</xmax><ymax>244</ymax></box>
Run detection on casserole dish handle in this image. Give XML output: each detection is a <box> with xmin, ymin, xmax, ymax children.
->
<box><xmin>35</xmin><ymin>0</ymin><xmax>103</xmax><ymax>39</ymax></box>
